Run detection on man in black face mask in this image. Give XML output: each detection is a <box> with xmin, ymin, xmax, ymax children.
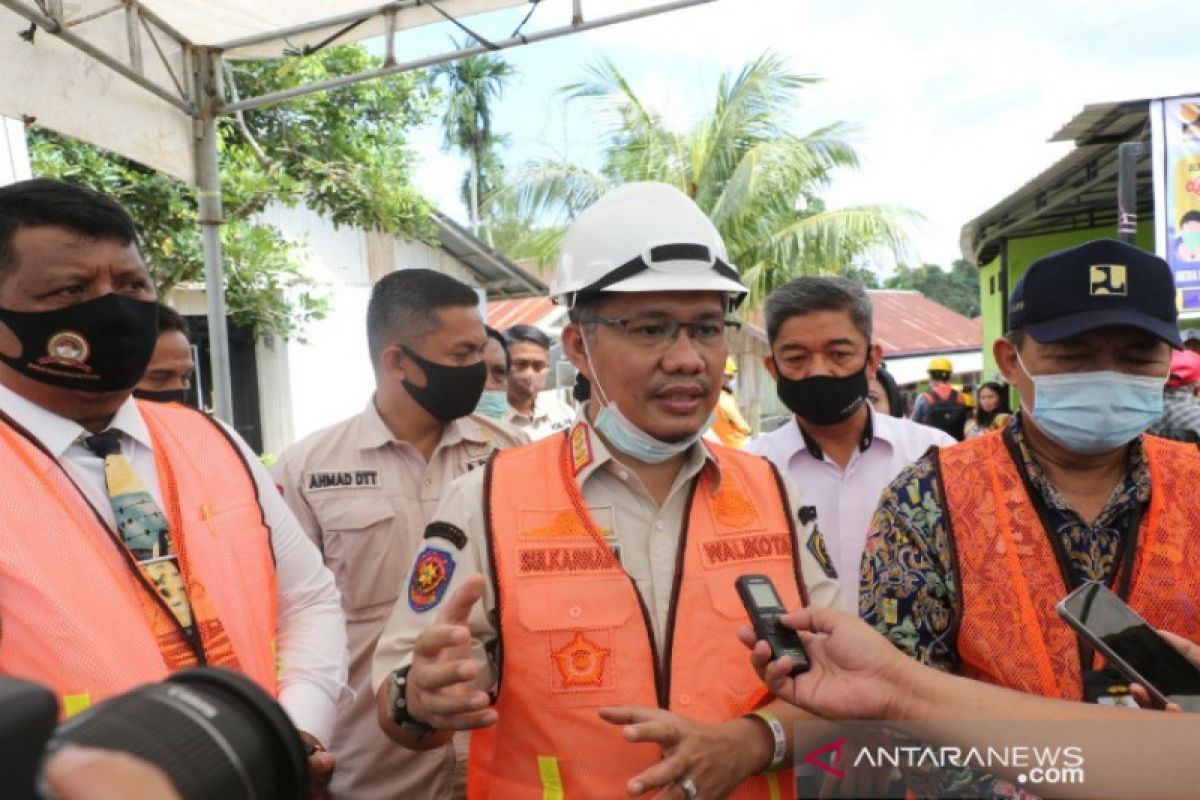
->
<box><xmin>272</xmin><ymin>268</ymin><xmax>526</xmax><ymax>800</ymax></box>
<box><xmin>0</xmin><ymin>179</ymin><xmax>348</xmax><ymax>797</ymax></box>
<box><xmin>134</xmin><ymin>303</ymin><xmax>195</xmax><ymax>405</ymax></box>
<box><xmin>746</xmin><ymin>276</ymin><xmax>954</xmax><ymax>611</ymax></box>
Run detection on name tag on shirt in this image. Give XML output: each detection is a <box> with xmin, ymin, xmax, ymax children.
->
<box><xmin>304</xmin><ymin>469</ymin><xmax>381</xmax><ymax>491</ymax></box>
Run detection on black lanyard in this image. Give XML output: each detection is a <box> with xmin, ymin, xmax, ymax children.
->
<box><xmin>1000</xmin><ymin>428</ymin><xmax>1142</xmax><ymax>684</ymax></box>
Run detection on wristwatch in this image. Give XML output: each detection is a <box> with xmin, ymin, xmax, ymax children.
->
<box><xmin>387</xmin><ymin>664</ymin><xmax>435</xmax><ymax>738</ymax></box>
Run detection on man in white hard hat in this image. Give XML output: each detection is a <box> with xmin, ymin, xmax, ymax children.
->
<box><xmin>371</xmin><ymin>183</ymin><xmax>843</xmax><ymax>799</ymax></box>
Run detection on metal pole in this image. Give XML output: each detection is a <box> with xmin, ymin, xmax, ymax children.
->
<box><xmin>1118</xmin><ymin>141</ymin><xmax>1146</xmax><ymax>245</ymax></box>
<box><xmin>195</xmin><ymin>50</ymin><xmax>234</xmax><ymax>424</ymax></box>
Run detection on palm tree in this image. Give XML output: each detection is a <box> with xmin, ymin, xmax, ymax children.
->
<box><xmin>430</xmin><ymin>42</ymin><xmax>515</xmax><ymax>238</ymax></box>
<box><xmin>500</xmin><ymin>53</ymin><xmax>918</xmax><ymax>305</ymax></box>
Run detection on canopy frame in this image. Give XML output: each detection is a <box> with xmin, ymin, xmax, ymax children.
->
<box><xmin>0</xmin><ymin>0</ymin><xmax>715</xmax><ymax>423</ymax></box>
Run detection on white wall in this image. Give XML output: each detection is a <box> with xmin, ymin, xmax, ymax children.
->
<box><xmin>1</xmin><ymin>116</ymin><xmax>31</xmax><ymax>186</ymax></box>
<box><xmin>259</xmin><ymin>206</ymin><xmax>487</xmax><ymax>448</ymax></box>
<box><xmin>886</xmin><ymin>351</ymin><xmax>984</xmax><ymax>386</ymax></box>
<box><xmin>283</xmin><ymin>287</ymin><xmax>376</xmax><ymax>443</ymax></box>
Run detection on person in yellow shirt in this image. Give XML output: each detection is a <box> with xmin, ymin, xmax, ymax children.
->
<box><xmin>712</xmin><ymin>356</ymin><xmax>752</xmax><ymax>448</ymax></box>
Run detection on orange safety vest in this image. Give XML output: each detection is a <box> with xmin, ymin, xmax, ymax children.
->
<box><xmin>0</xmin><ymin>400</ymin><xmax>279</xmax><ymax>716</ymax></box>
<box><xmin>939</xmin><ymin>430</ymin><xmax>1200</xmax><ymax>699</ymax></box>
<box><xmin>467</xmin><ymin>424</ymin><xmax>804</xmax><ymax>799</ymax></box>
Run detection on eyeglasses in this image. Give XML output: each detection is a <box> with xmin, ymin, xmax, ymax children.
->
<box><xmin>578</xmin><ymin>316</ymin><xmax>741</xmax><ymax>349</ymax></box>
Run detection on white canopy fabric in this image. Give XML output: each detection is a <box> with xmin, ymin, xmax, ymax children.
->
<box><xmin>0</xmin><ymin>0</ymin><xmax>713</xmax><ymax>423</ymax></box>
<box><xmin>152</xmin><ymin>0</ymin><xmax>524</xmax><ymax>57</ymax></box>
<box><xmin>0</xmin><ymin>1</ymin><xmax>524</xmax><ymax>180</ymax></box>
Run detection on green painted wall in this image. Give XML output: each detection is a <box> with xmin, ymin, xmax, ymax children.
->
<box><xmin>978</xmin><ymin>222</ymin><xmax>1157</xmax><ymax>377</ymax></box>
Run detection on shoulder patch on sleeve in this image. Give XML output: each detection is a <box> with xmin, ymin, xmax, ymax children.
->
<box><xmin>424</xmin><ymin>521</ymin><xmax>468</xmax><ymax>551</ymax></box>
<box><xmin>806</xmin><ymin>527</ymin><xmax>838</xmax><ymax>580</ymax></box>
<box><xmin>408</xmin><ymin>547</ymin><xmax>457</xmax><ymax>612</ymax></box>
<box><xmin>797</xmin><ymin>505</ymin><xmax>818</xmax><ymax>525</ymax></box>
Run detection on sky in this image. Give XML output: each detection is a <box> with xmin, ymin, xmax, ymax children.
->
<box><xmin>392</xmin><ymin>0</ymin><xmax>1200</xmax><ymax>273</ymax></box>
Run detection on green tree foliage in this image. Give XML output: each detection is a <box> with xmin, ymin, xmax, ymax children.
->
<box><xmin>884</xmin><ymin>259</ymin><xmax>981</xmax><ymax>317</ymax></box>
<box><xmin>430</xmin><ymin>43</ymin><xmax>515</xmax><ymax>239</ymax></box>
<box><xmin>497</xmin><ymin>53</ymin><xmax>918</xmax><ymax>306</ymax></box>
<box><xmin>28</xmin><ymin>45</ymin><xmax>436</xmax><ymax>340</ymax></box>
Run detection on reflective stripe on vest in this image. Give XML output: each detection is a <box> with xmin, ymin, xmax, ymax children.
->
<box><xmin>940</xmin><ymin>430</ymin><xmax>1200</xmax><ymax>699</ymax></box>
<box><xmin>0</xmin><ymin>401</ymin><xmax>278</xmax><ymax>714</ymax></box>
<box><xmin>467</xmin><ymin>428</ymin><xmax>802</xmax><ymax>799</ymax></box>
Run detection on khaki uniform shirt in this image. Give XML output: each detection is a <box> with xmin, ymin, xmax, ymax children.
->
<box><xmin>372</xmin><ymin>410</ymin><xmax>842</xmax><ymax>694</ymax></box>
<box><xmin>274</xmin><ymin>401</ymin><xmax>526</xmax><ymax>800</ymax></box>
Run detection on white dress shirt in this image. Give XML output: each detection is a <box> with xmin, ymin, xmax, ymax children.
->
<box><xmin>746</xmin><ymin>410</ymin><xmax>955</xmax><ymax>610</ymax></box>
<box><xmin>0</xmin><ymin>382</ymin><xmax>349</xmax><ymax>742</ymax></box>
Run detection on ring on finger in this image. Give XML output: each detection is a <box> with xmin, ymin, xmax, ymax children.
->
<box><xmin>677</xmin><ymin>776</ymin><xmax>698</xmax><ymax>799</ymax></box>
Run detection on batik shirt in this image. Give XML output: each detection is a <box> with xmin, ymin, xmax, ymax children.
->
<box><xmin>858</xmin><ymin>412</ymin><xmax>1150</xmax><ymax>798</ymax></box>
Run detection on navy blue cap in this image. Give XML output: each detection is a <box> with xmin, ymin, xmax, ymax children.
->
<box><xmin>1007</xmin><ymin>239</ymin><xmax>1181</xmax><ymax>347</ymax></box>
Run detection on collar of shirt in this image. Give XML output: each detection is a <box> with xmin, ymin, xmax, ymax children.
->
<box><xmin>568</xmin><ymin>405</ymin><xmax>720</xmax><ymax>493</ymax></box>
<box><xmin>506</xmin><ymin>402</ymin><xmax>545</xmax><ymax>426</ymax></box>
<box><xmin>1009</xmin><ymin>411</ymin><xmax>1151</xmax><ymax>524</ymax></box>
<box><xmin>791</xmin><ymin>407</ymin><xmax>877</xmax><ymax>463</ymax></box>
<box><xmin>0</xmin><ymin>381</ymin><xmax>153</xmax><ymax>460</ymax></box>
<box><xmin>358</xmin><ymin>396</ymin><xmax>492</xmax><ymax>452</ymax></box>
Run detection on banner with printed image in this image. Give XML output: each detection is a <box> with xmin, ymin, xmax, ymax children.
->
<box><xmin>1151</xmin><ymin>96</ymin><xmax>1200</xmax><ymax>317</ymax></box>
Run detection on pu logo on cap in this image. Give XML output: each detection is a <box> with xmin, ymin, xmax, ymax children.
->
<box><xmin>1089</xmin><ymin>264</ymin><xmax>1127</xmax><ymax>296</ymax></box>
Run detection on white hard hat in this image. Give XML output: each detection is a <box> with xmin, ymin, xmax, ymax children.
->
<box><xmin>550</xmin><ymin>182</ymin><xmax>748</xmax><ymax>307</ymax></box>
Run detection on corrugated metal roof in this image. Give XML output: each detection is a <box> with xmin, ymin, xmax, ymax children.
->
<box><xmin>868</xmin><ymin>290</ymin><xmax>982</xmax><ymax>356</ymax></box>
<box><xmin>486</xmin><ymin>297</ymin><xmax>558</xmax><ymax>329</ymax></box>
<box><xmin>960</xmin><ymin>98</ymin><xmax>1155</xmax><ymax>266</ymax></box>
<box><xmin>740</xmin><ymin>290</ymin><xmax>981</xmax><ymax>358</ymax></box>
<box><xmin>432</xmin><ymin>212</ymin><xmax>547</xmax><ymax>299</ymax></box>
<box><xmin>1050</xmin><ymin>98</ymin><xmax>1153</xmax><ymax>145</ymax></box>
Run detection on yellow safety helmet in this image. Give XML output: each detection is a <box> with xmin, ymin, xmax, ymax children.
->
<box><xmin>724</xmin><ymin>357</ymin><xmax>738</xmax><ymax>377</ymax></box>
<box><xmin>928</xmin><ymin>356</ymin><xmax>953</xmax><ymax>373</ymax></box>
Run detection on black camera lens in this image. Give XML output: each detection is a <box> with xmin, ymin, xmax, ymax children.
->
<box><xmin>47</xmin><ymin>667</ymin><xmax>308</xmax><ymax>800</ymax></box>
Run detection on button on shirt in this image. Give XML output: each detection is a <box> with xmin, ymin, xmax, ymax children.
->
<box><xmin>0</xmin><ymin>382</ymin><xmax>349</xmax><ymax>743</ymax></box>
<box><xmin>745</xmin><ymin>410</ymin><xmax>954</xmax><ymax>610</ymax></box>
<box><xmin>273</xmin><ymin>400</ymin><xmax>526</xmax><ymax>800</ymax></box>
<box><xmin>372</xmin><ymin>409</ymin><xmax>842</xmax><ymax>693</ymax></box>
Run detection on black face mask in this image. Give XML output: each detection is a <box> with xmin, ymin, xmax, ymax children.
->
<box><xmin>0</xmin><ymin>294</ymin><xmax>158</xmax><ymax>392</ymax></box>
<box><xmin>133</xmin><ymin>388</ymin><xmax>190</xmax><ymax>405</ymax></box>
<box><xmin>775</xmin><ymin>356</ymin><xmax>870</xmax><ymax>427</ymax></box>
<box><xmin>401</xmin><ymin>345</ymin><xmax>487</xmax><ymax>422</ymax></box>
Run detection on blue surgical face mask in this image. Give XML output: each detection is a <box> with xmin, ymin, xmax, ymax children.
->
<box><xmin>1018</xmin><ymin>352</ymin><xmax>1165</xmax><ymax>454</ymax></box>
<box><xmin>581</xmin><ymin>336</ymin><xmax>713</xmax><ymax>464</ymax></box>
<box><xmin>474</xmin><ymin>389</ymin><xmax>509</xmax><ymax>419</ymax></box>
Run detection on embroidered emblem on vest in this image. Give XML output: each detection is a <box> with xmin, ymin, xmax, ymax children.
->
<box><xmin>807</xmin><ymin>528</ymin><xmax>838</xmax><ymax>580</ymax></box>
<box><xmin>523</xmin><ymin>510</ymin><xmax>589</xmax><ymax>539</ymax></box>
<box><xmin>570</xmin><ymin>422</ymin><xmax>593</xmax><ymax>474</ymax></box>
<box><xmin>551</xmin><ymin>630</ymin><xmax>611</xmax><ymax>689</ymax></box>
<box><xmin>424</xmin><ymin>521</ymin><xmax>468</xmax><ymax>551</ymax></box>
<box><xmin>712</xmin><ymin>481</ymin><xmax>757</xmax><ymax>529</ymax></box>
<box><xmin>408</xmin><ymin>547</ymin><xmax>456</xmax><ymax>612</ymax></box>
<box><xmin>520</xmin><ymin>507</ymin><xmax>615</xmax><ymax>541</ymax></box>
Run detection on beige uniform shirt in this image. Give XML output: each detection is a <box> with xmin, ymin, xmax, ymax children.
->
<box><xmin>274</xmin><ymin>401</ymin><xmax>526</xmax><ymax>800</ymax></box>
<box><xmin>372</xmin><ymin>411</ymin><xmax>842</xmax><ymax>695</ymax></box>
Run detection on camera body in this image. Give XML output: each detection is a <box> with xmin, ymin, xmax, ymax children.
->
<box><xmin>0</xmin><ymin>668</ymin><xmax>309</xmax><ymax>800</ymax></box>
<box><xmin>0</xmin><ymin>676</ymin><xmax>58</xmax><ymax>799</ymax></box>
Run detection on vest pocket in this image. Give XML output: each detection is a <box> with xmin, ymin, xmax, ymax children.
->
<box><xmin>309</xmin><ymin>496</ymin><xmax>403</xmax><ymax>616</ymax></box>
<box><xmin>704</xmin><ymin>558</ymin><xmax>801</xmax><ymax>621</ymax></box>
<box><xmin>515</xmin><ymin>578</ymin><xmax>634</xmax><ymax>706</ymax></box>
